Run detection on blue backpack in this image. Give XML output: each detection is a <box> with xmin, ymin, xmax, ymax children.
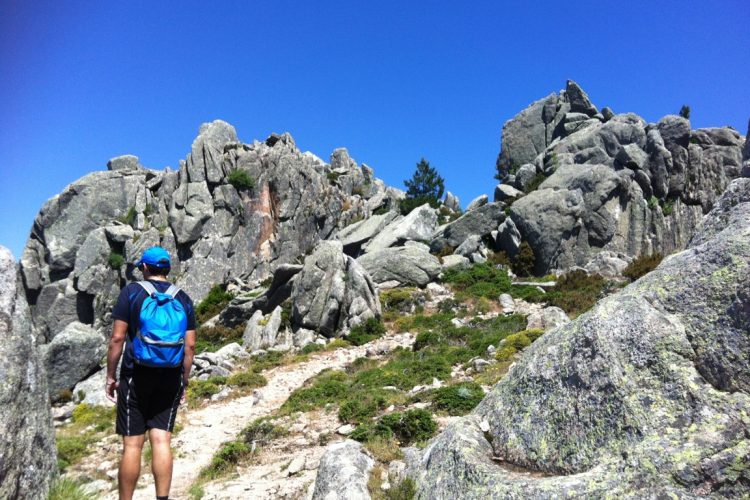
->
<box><xmin>133</xmin><ymin>281</ymin><xmax>188</xmax><ymax>368</ymax></box>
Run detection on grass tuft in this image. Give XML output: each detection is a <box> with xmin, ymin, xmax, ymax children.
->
<box><xmin>347</xmin><ymin>317</ymin><xmax>386</xmax><ymax>346</ymax></box>
<box><xmin>48</xmin><ymin>477</ymin><xmax>95</xmax><ymax>500</ymax></box>
<box><xmin>195</xmin><ymin>285</ymin><xmax>235</xmax><ymax>324</ymax></box>
<box><xmin>623</xmin><ymin>253</ymin><xmax>663</xmax><ymax>282</ymax></box>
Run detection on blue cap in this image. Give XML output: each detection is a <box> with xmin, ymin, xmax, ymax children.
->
<box><xmin>134</xmin><ymin>246</ymin><xmax>171</xmax><ymax>267</ymax></box>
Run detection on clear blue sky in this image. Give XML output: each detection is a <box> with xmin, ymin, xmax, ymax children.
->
<box><xmin>1</xmin><ymin>0</ymin><xmax>748</xmax><ymax>259</ymax></box>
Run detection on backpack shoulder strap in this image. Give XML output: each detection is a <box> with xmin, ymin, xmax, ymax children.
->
<box><xmin>164</xmin><ymin>284</ymin><xmax>182</xmax><ymax>298</ymax></box>
<box><xmin>137</xmin><ymin>281</ymin><xmax>158</xmax><ymax>296</ymax></box>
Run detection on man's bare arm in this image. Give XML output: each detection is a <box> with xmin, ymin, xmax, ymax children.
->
<box><xmin>105</xmin><ymin>319</ymin><xmax>128</xmax><ymax>402</ymax></box>
<box><xmin>180</xmin><ymin>330</ymin><xmax>196</xmax><ymax>403</ymax></box>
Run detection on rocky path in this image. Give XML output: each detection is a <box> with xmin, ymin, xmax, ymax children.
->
<box><xmin>106</xmin><ymin>333</ymin><xmax>414</xmax><ymax>499</ymax></box>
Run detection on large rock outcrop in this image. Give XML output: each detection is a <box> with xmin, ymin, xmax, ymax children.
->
<box><xmin>291</xmin><ymin>241</ymin><xmax>381</xmax><ymax>337</ymax></box>
<box><xmin>20</xmin><ymin>122</ymin><xmax>399</xmax><ymax>378</ymax></box>
<box><xmin>0</xmin><ymin>246</ymin><xmax>56</xmax><ymax>499</ymax></box>
<box><xmin>41</xmin><ymin>321</ymin><xmax>107</xmax><ymax>399</ymax></box>
<box><xmin>429</xmin><ymin>202</ymin><xmax>506</xmax><ymax>253</ymax></box>
<box><xmin>312</xmin><ymin>440</ymin><xmax>374</xmax><ymax>500</ymax></box>
<box><xmin>496</xmin><ymin>82</ymin><xmax>744</xmax><ymax>273</ymax></box>
<box><xmin>357</xmin><ymin>245</ymin><xmax>442</xmax><ymax>288</ymax></box>
<box><xmin>413</xmin><ymin>178</ymin><xmax>750</xmax><ymax>498</ymax></box>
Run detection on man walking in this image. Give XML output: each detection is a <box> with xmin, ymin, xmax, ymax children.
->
<box><xmin>106</xmin><ymin>246</ymin><xmax>197</xmax><ymax>500</ymax></box>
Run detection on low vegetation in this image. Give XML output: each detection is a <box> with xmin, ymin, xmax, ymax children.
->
<box><xmin>537</xmin><ymin>270</ymin><xmax>610</xmax><ymax>317</ymax></box>
<box><xmin>56</xmin><ymin>403</ymin><xmax>116</xmax><ymax>472</ymax></box>
<box><xmin>511</xmin><ymin>241</ymin><xmax>536</xmax><ymax>277</ymax></box>
<box><xmin>380</xmin><ymin>288</ymin><xmax>418</xmax><ymax>312</ymax></box>
<box><xmin>117</xmin><ymin>206</ymin><xmax>137</xmax><ymax>227</ymax></box>
<box><xmin>107</xmin><ymin>251</ymin><xmax>125</xmax><ymax>269</ymax></box>
<box><xmin>48</xmin><ymin>477</ymin><xmax>95</xmax><ymax>500</ymax></box>
<box><xmin>227</xmin><ymin>169</ymin><xmax>255</xmax><ymax>191</ymax></box>
<box><xmin>346</xmin><ymin>317</ymin><xmax>386</xmax><ymax>346</ymax></box>
<box><xmin>416</xmin><ymin>382</ymin><xmax>485</xmax><ymax>416</ymax></box>
<box><xmin>623</xmin><ymin>253</ymin><xmax>663</xmax><ymax>281</ymax></box>
<box><xmin>280</xmin><ymin>311</ymin><xmax>526</xmax><ymax>438</ymax></box>
<box><xmin>194</xmin><ymin>325</ymin><xmax>243</xmax><ymax>354</ymax></box>
<box><xmin>195</xmin><ymin>285</ymin><xmax>235</xmax><ymax>324</ymax></box>
<box><xmin>525</xmin><ymin>172</ymin><xmax>547</xmax><ymax>193</ymax></box>
<box><xmin>198</xmin><ymin>417</ymin><xmax>287</xmax><ymax>481</ymax></box>
<box><xmin>441</xmin><ymin>262</ymin><xmax>512</xmax><ymax>300</ymax></box>
<box><xmin>495</xmin><ymin>329</ymin><xmax>544</xmax><ymax>361</ymax></box>
<box><xmin>351</xmin><ymin>409</ymin><xmax>437</xmax><ymax>446</ymax></box>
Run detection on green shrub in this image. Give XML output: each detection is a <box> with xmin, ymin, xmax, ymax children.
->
<box><xmin>228</xmin><ymin>170</ymin><xmax>255</xmax><ymax>191</ymax></box>
<box><xmin>441</xmin><ymin>262</ymin><xmax>512</xmax><ymax>299</ymax></box>
<box><xmin>280</xmin><ymin>370</ymin><xmax>349</xmax><ymax>414</ymax></box>
<box><xmin>242</xmin><ymin>417</ymin><xmax>287</xmax><ymax>446</ymax></box>
<box><xmin>301</xmin><ymin>342</ymin><xmax>324</xmax><ymax>354</ymax></box>
<box><xmin>188</xmin><ymin>380</ymin><xmax>221</xmax><ymax>400</ymax></box>
<box><xmin>648</xmin><ymin>195</ymin><xmax>659</xmax><ymax>209</ymax></box>
<box><xmin>202</xmin><ymin>441</ymin><xmax>251</xmax><ymax>478</ymax></box>
<box><xmin>432</xmin><ymin>245</ymin><xmax>456</xmax><ymax>261</ymax></box>
<box><xmin>326</xmin><ymin>338</ymin><xmax>350</xmax><ymax>350</ymax></box>
<box><xmin>227</xmin><ymin>371</ymin><xmax>267</xmax><ymax>388</ymax></box>
<box><xmin>339</xmin><ymin>392</ymin><xmax>388</xmax><ymax>424</ymax></box>
<box><xmin>495</xmin><ymin>329</ymin><xmax>544</xmax><ymax>361</ymax></box>
<box><xmin>56</xmin><ymin>435</ymin><xmax>92</xmax><ymax>471</ymax></box>
<box><xmin>108</xmin><ymin>252</ymin><xmax>125</xmax><ymax>269</ymax></box>
<box><xmin>511</xmin><ymin>241</ymin><xmax>536</xmax><ymax>277</ymax></box>
<box><xmin>347</xmin><ymin>317</ymin><xmax>386</xmax><ymax>346</ymax></box>
<box><xmin>623</xmin><ymin>253</ymin><xmax>663</xmax><ymax>281</ymax></box>
<box><xmin>487</xmin><ymin>250</ymin><xmax>510</xmax><ymax>267</ymax></box>
<box><xmin>474</xmin><ymin>297</ymin><xmax>492</xmax><ymax>314</ymax></box>
<box><xmin>373</xmin><ymin>206</ymin><xmax>390</xmax><ymax>216</ymax></box>
<box><xmin>353</xmin><ymin>409</ymin><xmax>437</xmax><ymax>445</ymax></box>
<box><xmin>380</xmin><ymin>288</ymin><xmax>416</xmax><ymax>312</ymax></box>
<box><xmin>117</xmin><ymin>206</ymin><xmax>137</xmax><ymax>227</ymax></box>
<box><xmin>194</xmin><ymin>325</ymin><xmax>243</xmax><ymax>353</ymax></box>
<box><xmin>195</xmin><ymin>285</ymin><xmax>234</xmax><ymax>324</ymax></box>
<box><xmin>661</xmin><ymin>197</ymin><xmax>676</xmax><ymax>216</ymax></box>
<box><xmin>430</xmin><ymin>382</ymin><xmax>485</xmax><ymax>415</ymax></box>
<box><xmin>249</xmin><ymin>349</ymin><xmax>286</xmax><ymax>372</ymax></box>
<box><xmin>542</xmin><ymin>270</ymin><xmax>607</xmax><ymax>317</ymax></box>
<box><xmin>525</xmin><ymin>172</ymin><xmax>547</xmax><ymax>193</ymax></box>
<box><xmin>385</xmin><ymin>478</ymin><xmax>417</xmax><ymax>500</ymax></box>
<box><xmin>436</xmin><ymin>298</ymin><xmax>462</xmax><ymax>314</ymax></box>
<box><xmin>188</xmin><ymin>485</ymin><xmax>205</xmax><ymax>500</ymax></box>
<box><xmin>327</xmin><ymin>171</ymin><xmax>341</xmax><ymax>184</ymax></box>
<box><xmin>71</xmin><ymin>403</ymin><xmax>115</xmax><ymax>431</ymax></box>
<box><xmin>679</xmin><ymin>105</ymin><xmax>691</xmax><ymax>119</ymax></box>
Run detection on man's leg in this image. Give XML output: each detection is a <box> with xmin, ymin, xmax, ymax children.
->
<box><xmin>119</xmin><ymin>434</ymin><xmax>145</xmax><ymax>500</ymax></box>
<box><xmin>149</xmin><ymin>428</ymin><xmax>173</xmax><ymax>498</ymax></box>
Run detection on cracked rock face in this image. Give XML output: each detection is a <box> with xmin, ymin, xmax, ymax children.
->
<box><xmin>357</xmin><ymin>245</ymin><xmax>442</xmax><ymax>288</ymax></box>
<box><xmin>312</xmin><ymin>440</ymin><xmax>374</xmax><ymax>500</ymax></box>
<box><xmin>291</xmin><ymin>240</ymin><xmax>381</xmax><ymax>336</ymax></box>
<box><xmin>0</xmin><ymin>246</ymin><xmax>56</xmax><ymax>499</ymax></box>
<box><xmin>496</xmin><ymin>82</ymin><xmax>743</xmax><ymax>274</ymax></box>
<box><xmin>19</xmin><ymin>122</ymin><xmax>394</xmax><ymax>377</ymax></box>
<box><xmin>413</xmin><ymin>178</ymin><xmax>750</xmax><ymax>498</ymax></box>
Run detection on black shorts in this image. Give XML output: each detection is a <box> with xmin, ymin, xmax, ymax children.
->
<box><xmin>116</xmin><ymin>366</ymin><xmax>184</xmax><ymax>436</ymax></box>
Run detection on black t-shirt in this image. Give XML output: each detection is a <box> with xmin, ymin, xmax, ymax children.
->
<box><xmin>111</xmin><ymin>280</ymin><xmax>197</xmax><ymax>378</ymax></box>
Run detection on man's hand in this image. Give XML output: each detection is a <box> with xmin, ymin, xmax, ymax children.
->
<box><xmin>106</xmin><ymin>319</ymin><xmax>128</xmax><ymax>404</ymax></box>
<box><xmin>106</xmin><ymin>377</ymin><xmax>118</xmax><ymax>403</ymax></box>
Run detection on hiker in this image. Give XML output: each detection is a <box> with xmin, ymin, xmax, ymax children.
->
<box><xmin>105</xmin><ymin>246</ymin><xmax>197</xmax><ymax>500</ymax></box>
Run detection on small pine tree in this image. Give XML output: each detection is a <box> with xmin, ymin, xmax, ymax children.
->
<box><xmin>401</xmin><ymin>158</ymin><xmax>445</xmax><ymax>214</ymax></box>
<box><xmin>679</xmin><ymin>105</ymin><xmax>691</xmax><ymax>120</ymax></box>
